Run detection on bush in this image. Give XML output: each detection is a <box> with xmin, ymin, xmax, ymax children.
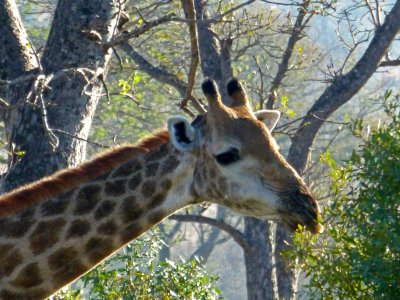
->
<box><xmin>289</xmin><ymin>96</ymin><xmax>400</xmax><ymax>299</ymax></box>
<box><xmin>56</xmin><ymin>230</ymin><xmax>221</xmax><ymax>299</ymax></box>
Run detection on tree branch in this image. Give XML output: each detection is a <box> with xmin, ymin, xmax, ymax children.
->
<box><xmin>179</xmin><ymin>0</ymin><xmax>201</xmax><ymax>112</ymax></box>
<box><xmin>0</xmin><ymin>0</ymin><xmax>38</xmax><ymax>75</ymax></box>
<box><xmin>169</xmin><ymin>214</ymin><xmax>252</xmax><ymax>253</ymax></box>
<box><xmin>119</xmin><ymin>43</ymin><xmax>205</xmax><ymax>114</ymax></box>
<box><xmin>265</xmin><ymin>0</ymin><xmax>312</xmax><ymax>109</ymax></box>
<box><xmin>120</xmin><ymin>43</ymin><xmax>186</xmax><ymax>93</ymax></box>
<box><xmin>104</xmin><ymin>13</ymin><xmax>176</xmax><ymax>49</ymax></box>
<box><xmin>212</xmin><ymin>0</ymin><xmax>256</xmax><ymax>23</ymax></box>
<box><xmin>379</xmin><ymin>58</ymin><xmax>400</xmax><ymax>67</ymax></box>
<box><xmin>288</xmin><ymin>0</ymin><xmax>400</xmax><ymax>172</ymax></box>
<box><xmin>0</xmin><ymin>0</ymin><xmax>38</xmax><ymax>101</ymax></box>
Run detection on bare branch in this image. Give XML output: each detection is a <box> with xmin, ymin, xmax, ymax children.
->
<box><xmin>265</xmin><ymin>0</ymin><xmax>313</xmax><ymax>109</ymax></box>
<box><xmin>171</xmin><ymin>0</ymin><xmax>256</xmax><ymax>25</ymax></box>
<box><xmin>120</xmin><ymin>43</ymin><xmax>186</xmax><ymax>93</ymax></box>
<box><xmin>119</xmin><ymin>43</ymin><xmax>205</xmax><ymax>114</ymax></box>
<box><xmin>379</xmin><ymin>58</ymin><xmax>400</xmax><ymax>67</ymax></box>
<box><xmin>212</xmin><ymin>0</ymin><xmax>256</xmax><ymax>23</ymax></box>
<box><xmin>169</xmin><ymin>214</ymin><xmax>252</xmax><ymax>253</ymax></box>
<box><xmin>104</xmin><ymin>13</ymin><xmax>176</xmax><ymax>49</ymax></box>
<box><xmin>288</xmin><ymin>0</ymin><xmax>400</xmax><ymax>173</ymax></box>
<box><xmin>0</xmin><ymin>67</ymin><xmax>95</xmax><ymax>87</ymax></box>
<box><xmin>51</xmin><ymin>128</ymin><xmax>109</xmax><ymax>148</ymax></box>
<box><xmin>179</xmin><ymin>0</ymin><xmax>200</xmax><ymax>112</ymax></box>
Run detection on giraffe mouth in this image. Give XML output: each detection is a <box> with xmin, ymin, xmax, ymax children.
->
<box><xmin>277</xmin><ymin>188</ymin><xmax>324</xmax><ymax>234</ymax></box>
<box><xmin>280</xmin><ymin>213</ymin><xmax>324</xmax><ymax>234</ymax></box>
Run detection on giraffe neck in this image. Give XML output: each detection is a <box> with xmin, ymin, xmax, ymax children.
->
<box><xmin>0</xmin><ymin>142</ymin><xmax>197</xmax><ymax>299</ymax></box>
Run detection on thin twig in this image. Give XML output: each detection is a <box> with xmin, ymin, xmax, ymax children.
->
<box><xmin>52</xmin><ymin>128</ymin><xmax>109</xmax><ymax>148</ymax></box>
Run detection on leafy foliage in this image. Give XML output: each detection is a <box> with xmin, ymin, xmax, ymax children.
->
<box><xmin>288</xmin><ymin>96</ymin><xmax>400</xmax><ymax>299</ymax></box>
<box><xmin>56</xmin><ymin>230</ymin><xmax>221</xmax><ymax>299</ymax></box>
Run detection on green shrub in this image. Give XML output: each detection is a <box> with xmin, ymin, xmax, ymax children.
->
<box><xmin>289</xmin><ymin>96</ymin><xmax>400</xmax><ymax>299</ymax></box>
<box><xmin>56</xmin><ymin>230</ymin><xmax>221</xmax><ymax>299</ymax></box>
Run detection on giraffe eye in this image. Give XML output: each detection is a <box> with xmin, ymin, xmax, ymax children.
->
<box><xmin>214</xmin><ymin>148</ymin><xmax>240</xmax><ymax>166</ymax></box>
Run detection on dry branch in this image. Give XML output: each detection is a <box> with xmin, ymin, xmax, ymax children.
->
<box><xmin>169</xmin><ymin>214</ymin><xmax>252</xmax><ymax>254</ymax></box>
<box><xmin>288</xmin><ymin>0</ymin><xmax>400</xmax><ymax>172</ymax></box>
<box><xmin>104</xmin><ymin>13</ymin><xmax>176</xmax><ymax>49</ymax></box>
<box><xmin>179</xmin><ymin>0</ymin><xmax>201</xmax><ymax>112</ymax></box>
<box><xmin>265</xmin><ymin>0</ymin><xmax>312</xmax><ymax>109</ymax></box>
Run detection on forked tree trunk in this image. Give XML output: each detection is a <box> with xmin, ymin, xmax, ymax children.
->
<box><xmin>0</xmin><ymin>0</ymin><xmax>123</xmax><ymax>192</ymax></box>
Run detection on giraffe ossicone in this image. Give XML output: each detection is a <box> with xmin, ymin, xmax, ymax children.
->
<box><xmin>0</xmin><ymin>78</ymin><xmax>323</xmax><ymax>299</ymax></box>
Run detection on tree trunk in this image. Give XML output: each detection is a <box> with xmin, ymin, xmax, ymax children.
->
<box><xmin>194</xmin><ymin>1</ymin><xmax>280</xmax><ymax>298</ymax></box>
<box><xmin>243</xmin><ymin>218</ymin><xmax>278</xmax><ymax>300</ymax></box>
<box><xmin>194</xmin><ymin>0</ymin><xmax>229</xmax><ymax>100</ymax></box>
<box><xmin>274</xmin><ymin>226</ymin><xmax>296</xmax><ymax>299</ymax></box>
<box><xmin>0</xmin><ymin>0</ymin><xmax>124</xmax><ymax>192</ymax></box>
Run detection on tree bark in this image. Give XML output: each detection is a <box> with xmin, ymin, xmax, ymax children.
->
<box><xmin>194</xmin><ymin>0</ymin><xmax>229</xmax><ymax>100</ymax></box>
<box><xmin>194</xmin><ymin>1</ymin><xmax>280</xmax><ymax>299</ymax></box>
<box><xmin>243</xmin><ymin>218</ymin><xmax>278</xmax><ymax>300</ymax></box>
<box><xmin>0</xmin><ymin>0</ymin><xmax>37</xmax><ymax>81</ymax></box>
<box><xmin>0</xmin><ymin>0</ymin><xmax>124</xmax><ymax>192</ymax></box>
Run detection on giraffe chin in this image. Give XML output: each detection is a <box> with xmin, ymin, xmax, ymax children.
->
<box><xmin>256</xmin><ymin>214</ymin><xmax>324</xmax><ymax>234</ymax></box>
<box><xmin>281</xmin><ymin>216</ymin><xmax>324</xmax><ymax>234</ymax></box>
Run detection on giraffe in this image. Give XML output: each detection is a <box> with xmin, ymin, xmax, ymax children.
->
<box><xmin>0</xmin><ymin>78</ymin><xmax>323</xmax><ymax>299</ymax></box>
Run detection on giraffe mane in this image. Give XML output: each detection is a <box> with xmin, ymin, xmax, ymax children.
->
<box><xmin>0</xmin><ymin>130</ymin><xmax>170</xmax><ymax>218</ymax></box>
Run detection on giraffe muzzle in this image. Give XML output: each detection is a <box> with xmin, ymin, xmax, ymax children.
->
<box><xmin>279</xmin><ymin>188</ymin><xmax>324</xmax><ymax>234</ymax></box>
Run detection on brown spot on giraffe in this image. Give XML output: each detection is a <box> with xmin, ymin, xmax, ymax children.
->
<box><xmin>0</xmin><ymin>246</ymin><xmax>22</xmax><ymax>279</ymax></box>
<box><xmin>120</xmin><ymin>196</ymin><xmax>144</xmax><ymax>223</ymax></box>
<box><xmin>120</xmin><ymin>222</ymin><xmax>145</xmax><ymax>245</ymax></box>
<box><xmin>160</xmin><ymin>155</ymin><xmax>180</xmax><ymax>176</ymax></box>
<box><xmin>11</xmin><ymin>263</ymin><xmax>42</xmax><ymax>288</ymax></box>
<box><xmin>74</xmin><ymin>185</ymin><xmax>101</xmax><ymax>215</ymax></box>
<box><xmin>52</xmin><ymin>261</ymin><xmax>87</xmax><ymax>288</ymax></box>
<box><xmin>48</xmin><ymin>247</ymin><xmax>78</xmax><ymax>271</ymax></box>
<box><xmin>161</xmin><ymin>179</ymin><xmax>172</xmax><ymax>191</ymax></box>
<box><xmin>0</xmin><ymin>208</ymin><xmax>35</xmax><ymax>238</ymax></box>
<box><xmin>141</xmin><ymin>180</ymin><xmax>156</xmax><ymax>198</ymax></box>
<box><xmin>40</xmin><ymin>194</ymin><xmax>70</xmax><ymax>216</ymax></box>
<box><xmin>144</xmin><ymin>143</ymin><xmax>169</xmax><ymax>162</ymax></box>
<box><xmin>147</xmin><ymin>193</ymin><xmax>165</xmax><ymax>209</ymax></box>
<box><xmin>0</xmin><ymin>288</ymin><xmax>48</xmax><ymax>300</ymax></box>
<box><xmin>147</xmin><ymin>210</ymin><xmax>166</xmax><ymax>225</ymax></box>
<box><xmin>105</xmin><ymin>180</ymin><xmax>127</xmax><ymax>197</ymax></box>
<box><xmin>30</xmin><ymin>218</ymin><xmax>66</xmax><ymax>254</ymax></box>
<box><xmin>47</xmin><ymin>247</ymin><xmax>89</xmax><ymax>287</ymax></box>
<box><xmin>145</xmin><ymin>162</ymin><xmax>159</xmax><ymax>177</ymax></box>
<box><xmin>111</xmin><ymin>160</ymin><xmax>142</xmax><ymax>178</ymax></box>
<box><xmin>85</xmin><ymin>237</ymin><xmax>114</xmax><ymax>263</ymax></box>
<box><xmin>97</xmin><ymin>220</ymin><xmax>118</xmax><ymax>235</ymax></box>
<box><xmin>94</xmin><ymin>200</ymin><xmax>116</xmax><ymax>220</ymax></box>
<box><xmin>66</xmin><ymin>219</ymin><xmax>91</xmax><ymax>239</ymax></box>
<box><xmin>128</xmin><ymin>173</ymin><xmax>142</xmax><ymax>190</ymax></box>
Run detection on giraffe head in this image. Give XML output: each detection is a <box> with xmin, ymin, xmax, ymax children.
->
<box><xmin>168</xmin><ymin>78</ymin><xmax>323</xmax><ymax>233</ymax></box>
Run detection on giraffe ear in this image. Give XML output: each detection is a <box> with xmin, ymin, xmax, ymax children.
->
<box><xmin>254</xmin><ymin>110</ymin><xmax>281</xmax><ymax>132</ymax></box>
<box><xmin>168</xmin><ymin>116</ymin><xmax>195</xmax><ymax>152</ymax></box>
